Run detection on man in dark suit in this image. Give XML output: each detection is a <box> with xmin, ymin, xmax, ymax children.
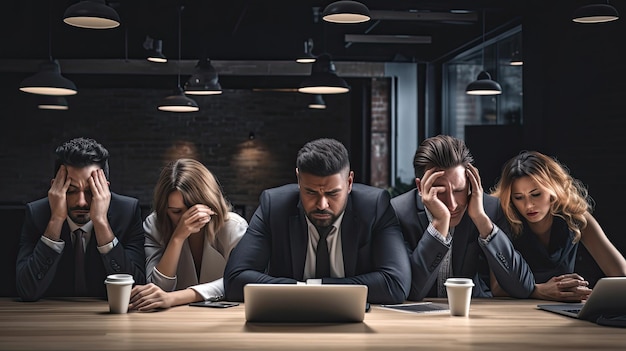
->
<box><xmin>16</xmin><ymin>137</ymin><xmax>145</xmax><ymax>301</ymax></box>
<box><xmin>391</xmin><ymin>135</ymin><xmax>535</xmax><ymax>301</ymax></box>
<box><xmin>224</xmin><ymin>138</ymin><xmax>410</xmax><ymax>304</ymax></box>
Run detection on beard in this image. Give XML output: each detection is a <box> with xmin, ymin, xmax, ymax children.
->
<box><xmin>68</xmin><ymin>206</ymin><xmax>90</xmax><ymax>225</ymax></box>
<box><xmin>306</xmin><ymin>209</ymin><xmax>337</xmax><ymax>228</ymax></box>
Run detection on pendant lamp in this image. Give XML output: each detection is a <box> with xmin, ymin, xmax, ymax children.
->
<box><xmin>37</xmin><ymin>96</ymin><xmax>69</xmax><ymax>110</ymax></box>
<box><xmin>158</xmin><ymin>5</ymin><xmax>198</xmax><ymax>112</ymax></box>
<box><xmin>144</xmin><ymin>36</ymin><xmax>167</xmax><ymax>63</ymax></box>
<box><xmin>20</xmin><ymin>59</ymin><xmax>78</xmax><ymax>96</ymax></box>
<box><xmin>184</xmin><ymin>58</ymin><xmax>223</xmax><ymax>95</ymax></box>
<box><xmin>296</xmin><ymin>38</ymin><xmax>316</xmax><ymax>64</ymax></box>
<box><xmin>308</xmin><ymin>94</ymin><xmax>327</xmax><ymax>109</ymax></box>
<box><xmin>466</xmin><ymin>11</ymin><xmax>502</xmax><ymax>96</ymax></box>
<box><xmin>572</xmin><ymin>1</ymin><xmax>619</xmax><ymax>23</ymax></box>
<box><xmin>20</xmin><ymin>1</ymin><xmax>78</xmax><ymax>96</ymax></box>
<box><xmin>322</xmin><ymin>1</ymin><xmax>371</xmax><ymax>24</ymax></box>
<box><xmin>63</xmin><ymin>0</ymin><xmax>121</xmax><ymax>29</ymax></box>
<box><xmin>298</xmin><ymin>53</ymin><xmax>350</xmax><ymax>94</ymax></box>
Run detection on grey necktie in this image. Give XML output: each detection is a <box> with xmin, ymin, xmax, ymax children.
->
<box><xmin>315</xmin><ymin>227</ymin><xmax>331</xmax><ymax>279</ymax></box>
<box><xmin>74</xmin><ymin>229</ymin><xmax>87</xmax><ymax>295</ymax></box>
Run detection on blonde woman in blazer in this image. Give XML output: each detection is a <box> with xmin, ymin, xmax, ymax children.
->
<box><xmin>129</xmin><ymin>158</ymin><xmax>247</xmax><ymax>311</ymax></box>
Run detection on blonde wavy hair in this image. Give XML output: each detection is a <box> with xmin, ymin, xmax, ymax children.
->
<box><xmin>491</xmin><ymin>151</ymin><xmax>593</xmax><ymax>242</ymax></box>
<box><xmin>152</xmin><ymin>158</ymin><xmax>231</xmax><ymax>247</ymax></box>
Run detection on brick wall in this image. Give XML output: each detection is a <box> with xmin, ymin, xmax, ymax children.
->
<box><xmin>0</xmin><ymin>78</ymin><xmax>389</xmax><ymax>221</ymax></box>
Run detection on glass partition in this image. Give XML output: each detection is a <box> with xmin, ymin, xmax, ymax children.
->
<box><xmin>442</xmin><ymin>26</ymin><xmax>523</xmax><ymax>139</ymax></box>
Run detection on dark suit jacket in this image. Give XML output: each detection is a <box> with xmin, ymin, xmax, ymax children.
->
<box><xmin>223</xmin><ymin>183</ymin><xmax>411</xmax><ymax>304</ymax></box>
<box><xmin>390</xmin><ymin>189</ymin><xmax>534</xmax><ymax>301</ymax></box>
<box><xmin>15</xmin><ymin>193</ymin><xmax>146</xmax><ymax>301</ymax></box>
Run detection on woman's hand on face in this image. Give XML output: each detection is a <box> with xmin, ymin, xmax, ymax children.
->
<box><xmin>173</xmin><ymin>204</ymin><xmax>216</xmax><ymax>238</ymax></box>
<box><xmin>128</xmin><ymin>283</ymin><xmax>174</xmax><ymax>311</ymax></box>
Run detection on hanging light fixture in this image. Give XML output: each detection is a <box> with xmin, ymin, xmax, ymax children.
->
<box><xmin>63</xmin><ymin>0</ymin><xmax>121</xmax><ymax>29</ymax></box>
<box><xmin>308</xmin><ymin>94</ymin><xmax>327</xmax><ymax>109</ymax></box>
<box><xmin>144</xmin><ymin>35</ymin><xmax>167</xmax><ymax>63</ymax></box>
<box><xmin>322</xmin><ymin>1</ymin><xmax>371</xmax><ymax>24</ymax></box>
<box><xmin>20</xmin><ymin>0</ymin><xmax>77</xmax><ymax>96</ymax></box>
<box><xmin>296</xmin><ymin>38</ymin><xmax>316</xmax><ymax>64</ymax></box>
<box><xmin>298</xmin><ymin>53</ymin><xmax>350</xmax><ymax>94</ymax></box>
<box><xmin>466</xmin><ymin>10</ymin><xmax>502</xmax><ymax>96</ymax></box>
<box><xmin>572</xmin><ymin>1</ymin><xmax>619</xmax><ymax>23</ymax></box>
<box><xmin>184</xmin><ymin>57</ymin><xmax>223</xmax><ymax>95</ymax></box>
<box><xmin>20</xmin><ymin>60</ymin><xmax>78</xmax><ymax>96</ymax></box>
<box><xmin>158</xmin><ymin>5</ymin><xmax>198</xmax><ymax>112</ymax></box>
<box><xmin>37</xmin><ymin>96</ymin><xmax>69</xmax><ymax>110</ymax></box>
<box><xmin>509</xmin><ymin>49</ymin><xmax>523</xmax><ymax>66</ymax></box>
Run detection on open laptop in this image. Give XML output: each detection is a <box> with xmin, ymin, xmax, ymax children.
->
<box><xmin>537</xmin><ymin>277</ymin><xmax>626</xmax><ymax>322</ymax></box>
<box><xmin>243</xmin><ymin>283</ymin><xmax>368</xmax><ymax>323</ymax></box>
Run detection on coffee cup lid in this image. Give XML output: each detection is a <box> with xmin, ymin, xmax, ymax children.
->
<box><xmin>104</xmin><ymin>274</ymin><xmax>134</xmax><ymax>285</ymax></box>
<box><xmin>444</xmin><ymin>278</ymin><xmax>475</xmax><ymax>286</ymax></box>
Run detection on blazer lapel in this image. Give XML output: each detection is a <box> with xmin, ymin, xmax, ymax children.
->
<box><xmin>340</xmin><ymin>197</ymin><xmax>358</xmax><ymax>276</ymax></box>
<box><xmin>289</xmin><ymin>203</ymin><xmax>308</xmax><ymax>281</ymax></box>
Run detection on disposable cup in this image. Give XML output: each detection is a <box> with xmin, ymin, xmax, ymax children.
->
<box><xmin>444</xmin><ymin>277</ymin><xmax>474</xmax><ymax>317</ymax></box>
<box><xmin>104</xmin><ymin>274</ymin><xmax>134</xmax><ymax>314</ymax></box>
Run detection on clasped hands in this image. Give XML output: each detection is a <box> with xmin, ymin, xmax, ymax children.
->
<box><xmin>534</xmin><ymin>273</ymin><xmax>592</xmax><ymax>302</ymax></box>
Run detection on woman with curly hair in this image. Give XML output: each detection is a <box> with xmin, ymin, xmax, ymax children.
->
<box><xmin>491</xmin><ymin>151</ymin><xmax>626</xmax><ymax>302</ymax></box>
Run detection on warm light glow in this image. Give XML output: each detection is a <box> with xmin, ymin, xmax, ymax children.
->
<box><xmin>322</xmin><ymin>13</ymin><xmax>370</xmax><ymax>23</ymax></box>
<box><xmin>20</xmin><ymin>87</ymin><xmax>77</xmax><ymax>96</ymax></box>
<box><xmin>572</xmin><ymin>15</ymin><xmax>618</xmax><ymax>23</ymax></box>
<box><xmin>296</xmin><ymin>57</ymin><xmax>316</xmax><ymax>64</ymax></box>
<box><xmin>63</xmin><ymin>17</ymin><xmax>120</xmax><ymax>29</ymax></box>
<box><xmin>147</xmin><ymin>56</ymin><xmax>167</xmax><ymax>63</ymax></box>
<box><xmin>38</xmin><ymin>104</ymin><xmax>68</xmax><ymax>110</ymax></box>
<box><xmin>466</xmin><ymin>89</ymin><xmax>502</xmax><ymax>96</ymax></box>
<box><xmin>184</xmin><ymin>90</ymin><xmax>223</xmax><ymax>96</ymax></box>
<box><xmin>158</xmin><ymin>105</ymin><xmax>199</xmax><ymax>112</ymax></box>
<box><xmin>298</xmin><ymin>86</ymin><xmax>350</xmax><ymax>94</ymax></box>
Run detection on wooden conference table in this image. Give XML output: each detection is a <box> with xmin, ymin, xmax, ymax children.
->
<box><xmin>0</xmin><ymin>297</ymin><xmax>623</xmax><ymax>351</ymax></box>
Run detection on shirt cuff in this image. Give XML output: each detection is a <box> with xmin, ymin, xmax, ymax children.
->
<box><xmin>306</xmin><ymin>279</ymin><xmax>323</xmax><ymax>285</ymax></box>
<box><xmin>97</xmin><ymin>237</ymin><xmax>118</xmax><ymax>254</ymax></box>
<box><xmin>41</xmin><ymin>235</ymin><xmax>64</xmax><ymax>253</ymax></box>
<box><xmin>478</xmin><ymin>223</ymin><xmax>499</xmax><ymax>245</ymax></box>
<box><xmin>426</xmin><ymin>223</ymin><xmax>453</xmax><ymax>246</ymax></box>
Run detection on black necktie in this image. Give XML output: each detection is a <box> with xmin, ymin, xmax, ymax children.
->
<box><xmin>74</xmin><ymin>229</ymin><xmax>87</xmax><ymax>295</ymax></box>
<box><xmin>315</xmin><ymin>227</ymin><xmax>331</xmax><ymax>279</ymax></box>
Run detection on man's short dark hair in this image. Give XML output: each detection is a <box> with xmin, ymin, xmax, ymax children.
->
<box><xmin>54</xmin><ymin>137</ymin><xmax>110</xmax><ymax>179</ymax></box>
<box><xmin>296</xmin><ymin>138</ymin><xmax>350</xmax><ymax>177</ymax></box>
<box><xmin>413</xmin><ymin>134</ymin><xmax>473</xmax><ymax>179</ymax></box>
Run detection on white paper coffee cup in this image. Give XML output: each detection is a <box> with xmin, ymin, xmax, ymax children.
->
<box><xmin>444</xmin><ymin>277</ymin><xmax>474</xmax><ymax>317</ymax></box>
<box><xmin>104</xmin><ymin>274</ymin><xmax>134</xmax><ymax>314</ymax></box>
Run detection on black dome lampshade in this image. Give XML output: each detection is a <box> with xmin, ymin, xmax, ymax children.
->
<box><xmin>158</xmin><ymin>5</ymin><xmax>199</xmax><ymax>112</ymax></box>
<box><xmin>184</xmin><ymin>58</ymin><xmax>223</xmax><ymax>95</ymax></box>
<box><xmin>37</xmin><ymin>96</ymin><xmax>69</xmax><ymax>110</ymax></box>
<box><xmin>308</xmin><ymin>94</ymin><xmax>327</xmax><ymax>109</ymax></box>
<box><xmin>158</xmin><ymin>86</ymin><xmax>199</xmax><ymax>112</ymax></box>
<box><xmin>298</xmin><ymin>53</ymin><xmax>350</xmax><ymax>94</ymax></box>
<box><xmin>465</xmin><ymin>71</ymin><xmax>502</xmax><ymax>95</ymax></box>
<box><xmin>572</xmin><ymin>2</ymin><xmax>619</xmax><ymax>23</ymax></box>
<box><xmin>322</xmin><ymin>1</ymin><xmax>371</xmax><ymax>24</ymax></box>
<box><xmin>296</xmin><ymin>38</ymin><xmax>316</xmax><ymax>64</ymax></box>
<box><xmin>466</xmin><ymin>10</ymin><xmax>502</xmax><ymax>96</ymax></box>
<box><xmin>19</xmin><ymin>59</ymin><xmax>78</xmax><ymax>96</ymax></box>
<box><xmin>63</xmin><ymin>0</ymin><xmax>121</xmax><ymax>29</ymax></box>
<box><xmin>144</xmin><ymin>36</ymin><xmax>167</xmax><ymax>63</ymax></box>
